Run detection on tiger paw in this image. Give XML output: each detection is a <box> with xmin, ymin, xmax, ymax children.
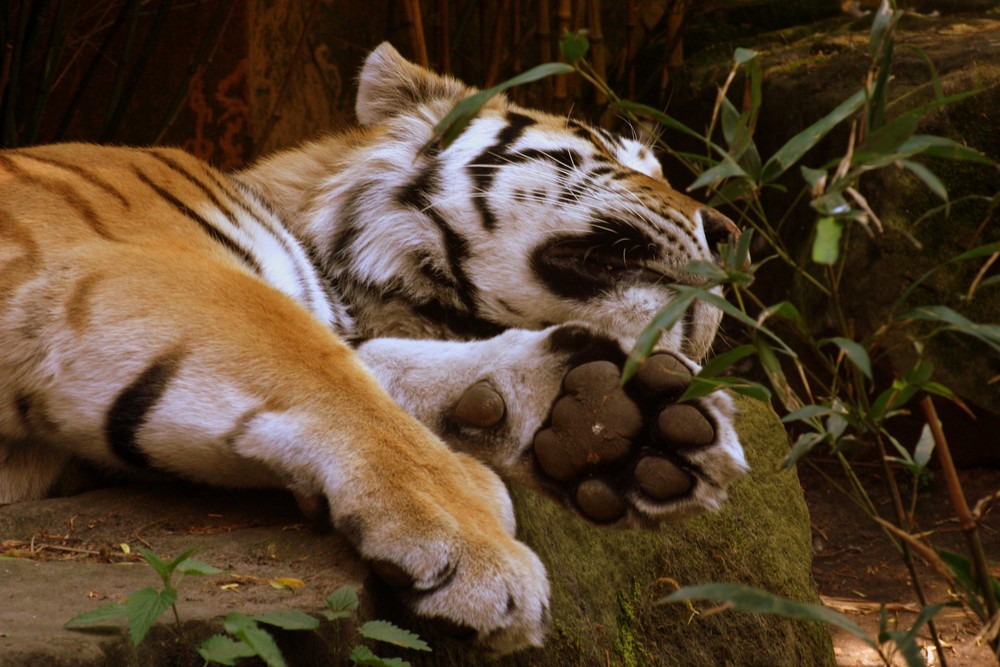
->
<box><xmin>532</xmin><ymin>351</ymin><xmax>748</xmax><ymax>524</ymax></box>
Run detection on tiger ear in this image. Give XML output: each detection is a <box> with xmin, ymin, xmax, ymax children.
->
<box><xmin>356</xmin><ymin>42</ymin><xmax>476</xmax><ymax>126</ymax></box>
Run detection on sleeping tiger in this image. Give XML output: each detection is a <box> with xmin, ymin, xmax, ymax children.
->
<box><xmin>0</xmin><ymin>43</ymin><xmax>747</xmax><ymax>654</ymax></box>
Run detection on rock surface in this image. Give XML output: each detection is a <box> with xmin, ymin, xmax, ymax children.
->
<box><xmin>0</xmin><ymin>396</ymin><xmax>832</xmax><ymax>666</ymax></box>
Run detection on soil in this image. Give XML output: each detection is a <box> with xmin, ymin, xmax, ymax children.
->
<box><xmin>1</xmin><ymin>461</ymin><xmax>996</xmax><ymax>666</ymax></box>
<box><xmin>801</xmin><ymin>461</ymin><xmax>1000</xmax><ymax>667</ymax></box>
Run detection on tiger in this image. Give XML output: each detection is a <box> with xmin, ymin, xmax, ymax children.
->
<box><xmin>0</xmin><ymin>42</ymin><xmax>748</xmax><ymax>654</ymax></box>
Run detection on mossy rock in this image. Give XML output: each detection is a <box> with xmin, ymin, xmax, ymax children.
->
<box><xmin>425</xmin><ymin>395</ymin><xmax>835</xmax><ymax>666</ymax></box>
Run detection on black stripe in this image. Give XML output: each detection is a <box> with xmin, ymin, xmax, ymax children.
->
<box><xmin>411</xmin><ymin>300</ymin><xmax>505</xmax><ymax>340</ymax></box>
<box><xmin>466</xmin><ymin>111</ymin><xmax>536</xmax><ymax>231</ymax></box>
<box><xmin>0</xmin><ymin>155</ymin><xmax>119</xmax><ymax>241</ymax></box>
<box><xmin>133</xmin><ymin>166</ymin><xmax>264</xmax><ymax>274</ymax></box>
<box><xmin>18</xmin><ymin>153</ymin><xmax>131</xmax><ymax>209</ymax></box>
<box><xmin>331</xmin><ymin>181</ymin><xmax>377</xmax><ymax>264</ymax></box>
<box><xmin>201</xmin><ymin>168</ymin><xmax>320</xmax><ymax>313</ymax></box>
<box><xmin>395</xmin><ymin>162</ymin><xmax>481</xmax><ymax>315</ymax></box>
<box><xmin>105</xmin><ymin>347</ymin><xmax>186</xmax><ymax>469</ymax></box>
<box><xmin>145</xmin><ymin>150</ymin><xmax>240</xmax><ymax>228</ymax></box>
<box><xmin>512</xmin><ymin>147</ymin><xmax>583</xmax><ymax>172</ymax></box>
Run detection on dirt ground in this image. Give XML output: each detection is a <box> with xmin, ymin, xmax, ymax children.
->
<box><xmin>2</xmin><ymin>461</ymin><xmax>997</xmax><ymax>666</ymax></box>
<box><xmin>801</xmin><ymin>461</ymin><xmax>1000</xmax><ymax>667</ymax></box>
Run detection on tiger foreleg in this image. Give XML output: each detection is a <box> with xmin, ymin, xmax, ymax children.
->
<box><xmin>357</xmin><ymin>324</ymin><xmax>748</xmax><ymax>526</ymax></box>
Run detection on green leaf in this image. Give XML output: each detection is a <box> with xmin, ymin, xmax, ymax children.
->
<box><xmin>326</xmin><ymin>586</ymin><xmax>360</xmax><ymax>613</ymax></box>
<box><xmin>800</xmin><ymin>165</ymin><xmax>827</xmax><ymax>189</ymax></box>
<box><xmin>349</xmin><ymin>645</ymin><xmax>411</xmax><ymax>667</ymax></box>
<box><xmin>623</xmin><ymin>290</ymin><xmax>700</xmax><ymax>382</ymax></box>
<box><xmin>905</xmin><ymin>306</ymin><xmax>1000</xmax><ymax>354</ymax></box>
<box><xmin>938</xmin><ymin>548</ymin><xmax>1000</xmax><ymax>602</ymax></box>
<box><xmin>899</xmin><ymin>159</ymin><xmax>948</xmax><ymax>201</ymax></box>
<box><xmin>137</xmin><ymin>547</ymin><xmax>171</xmax><ymax>582</ymax></box>
<box><xmin>898</xmin><ymin>134</ymin><xmax>993</xmax><ymax>164</ymax></box>
<box><xmin>65</xmin><ymin>602</ymin><xmax>128</xmax><ymax>628</ymax></box>
<box><xmin>824</xmin><ymin>337</ymin><xmax>873</xmax><ymax>380</ymax></box>
<box><xmin>428</xmin><ymin>63</ymin><xmax>575</xmax><ymax>150</ymax></box>
<box><xmin>559</xmin><ymin>31</ymin><xmax>590</xmax><ymax>64</ymax></box>
<box><xmin>699</xmin><ymin>345</ymin><xmax>756</xmax><ymax>379</ymax></box>
<box><xmin>678</xmin><ymin>375</ymin><xmax>771</xmax><ymax>403</ymax></box>
<box><xmin>783</xmin><ymin>432</ymin><xmax>825</xmax><ymax>469</ymax></box>
<box><xmin>358</xmin><ymin>620</ymin><xmax>431</xmax><ymax>652</ymax></box>
<box><xmin>613</xmin><ymin>100</ymin><xmax>709</xmax><ymax>144</ymax></box>
<box><xmin>688</xmin><ymin>156</ymin><xmax>749</xmax><ymax>192</ymax></box>
<box><xmin>176</xmin><ymin>558</ymin><xmax>224</xmax><ymax>577</ymax></box>
<box><xmin>126</xmin><ymin>586</ymin><xmax>177</xmax><ymax>646</ymax></box>
<box><xmin>198</xmin><ymin>635</ymin><xmax>257</xmax><ymax>666</ymax></box>
<box><xmin>223</xmin><ymin>613</ymin><xmax>287</xmax><ymax>667</ymax></box>
<box><xmin>734</xmin><ymin>47</ymin><xmax>757</xmax><ymax>64</ymax></box>
<box><xmin>812</xmin><ymin>217</ymin><xmax>843</xmax><ymax>265</ymax></box>
<box><xmin>781</xmin><ymin>405</ymin><xmax>838</xmax><ymax>424</ymax></box>
<box><xmin>251</xmin><ymin>610</ymin><xmax>320</xmax><ymax>631</ymax></box>
<box><xmin>761</xmin><ymin>88</ymin><xmax>867</xmax><ymax>183</ymax></box>
<box><xmin>662</xmin><ymin>583</ymin><xmax>877</xmax><ymax>649</ymax></box>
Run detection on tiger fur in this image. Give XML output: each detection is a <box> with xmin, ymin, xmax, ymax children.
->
<box><xmin>0</xmin><ymin>43</ymin><xmax>748</xmax><ymax>654</ymax></box>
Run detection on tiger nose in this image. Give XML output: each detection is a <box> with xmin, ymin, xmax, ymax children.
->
<box><xmin>699</xmin><ymin>208</ymin><xmax>740</xmax><ymax>257</ymax></box>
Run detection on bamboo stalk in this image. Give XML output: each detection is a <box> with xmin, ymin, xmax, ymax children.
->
<box><xmin>872</xmin><ymin>431</ymin><xmax>950</xmax><ymax>667</ymax></box>
<box><xmin>440</xmin><ymin>0</ymin><xmax>450</xmax><ymax>73</ymax></box>
<box><xmin>402</xmin><ymin>0</ymin><xmax>428</xmax><ymax>67</ymax></box>
<box><xmin>660</xmin><ymin>0</ymin><xmax>685</xmax><ymax>96</ymax></box>
<box><xmin>484</xmin><ymin>0</ymin><xmax>510</xmax><ymax>87</ymax></box>
<box><xmin>625</xmin><ymin>0</ymin><xmax>636</xmax><ymax>99</ymax></box>
<box><xmin>249</xmin><ymin>0</ymin><xmax>321</xmax><ymax>156</ymax></box>
<box><xmin>538</xmin><ymin>0</ymin><xmax>552</xmax><ymax>107</ymax></box>
<box><xmin>921</xmin><ymin>396</ymin><xmax>1000</xmax><ymax>649</ymax></box>
<box><xmin>587</xmin><ymin>0</ymin><xmax>605</xmax><ymax>108</ymax></box>
<box><xmin>554</xmin><ymin>0</ymin><xmax>571</xmax><ymax>108</ymax></box>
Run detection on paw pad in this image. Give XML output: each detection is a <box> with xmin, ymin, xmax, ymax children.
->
<box><xmin>532</xmin><ymin>353</ymin><xmax>716</xmax><ymax>523</ymax></box>
<box><xmin>452</xmin><ymin>381</ymin><xmax>506</xmax><ymax>427</ymax></box>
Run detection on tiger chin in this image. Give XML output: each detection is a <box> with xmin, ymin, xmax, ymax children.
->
<box><xmin>0</xmin><ymin>43</ymin><xmax>748</xmax><ymax>654</ymax></box>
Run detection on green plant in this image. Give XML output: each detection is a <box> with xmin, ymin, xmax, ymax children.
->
<box><xmin>64</xmin><ymin>546</ymin><xmax>223</xmax><ymax>645</ymax></box>
<box><xmin>198</xmin><ymin>585</ymin><xmax>431</xmax><ymax>667</ymax></box>
<box><xmin>429</xmin><ymin>2</ymin><xmax>999</xmax><ymax>665</ymax></box>
<box><xmin>65</xmin><ymin>549</ymin><xmax>430</xmax><ymax>667</ymax></box>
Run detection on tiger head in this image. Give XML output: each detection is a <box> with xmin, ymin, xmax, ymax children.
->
<box><xmin>256</xmin><ymin>43</ymin><xmax>739</xmax><ymax>360</ymax></box>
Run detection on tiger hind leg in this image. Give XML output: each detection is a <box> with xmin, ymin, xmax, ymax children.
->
<box><xmin>6</xmin><ymin>250</ymin><xmax>550</xmax><ymax>654</ymax></box>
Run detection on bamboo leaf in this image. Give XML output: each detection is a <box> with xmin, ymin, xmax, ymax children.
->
<box><xmin>812</xmin><ymin>217</ymin><xmax>843</xmax><ymax>265</ymax></box>
<box><xmin>823</xmin><ymin>337</ymin><xmax>873</xmax><ymax>381</ymax></box>
<box><xmin>913</xmin><ymin>424</ymin><xmax>935</xmax><ymax>470</ymax></box>
<box><xmin>559</xmin><ymin>31</ymin><xmax>590</xmax><ymax>64</ymax></box>
<box><xmin>761</xmin><ymin>89</ymin><xmax>867</xmax><ymax>183</ymax></box>
<box><xmin>427</xmin><ymin>63</ymin><xmax>575</xmax><ymax>150</ymax></box>
<box><xmin>784</xmin><ymin>431</ymin><xmax>825</xmax><ymax>468</ymax></box>
<box><xmin>899</xmin><ymin>159</ymin><xmax>948</xmax><ymax>201</ymax></box>
<box><xmin>662</xmin><ymin>583</ymin><xmax>877</xmax><ymax>649</ymax></box>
